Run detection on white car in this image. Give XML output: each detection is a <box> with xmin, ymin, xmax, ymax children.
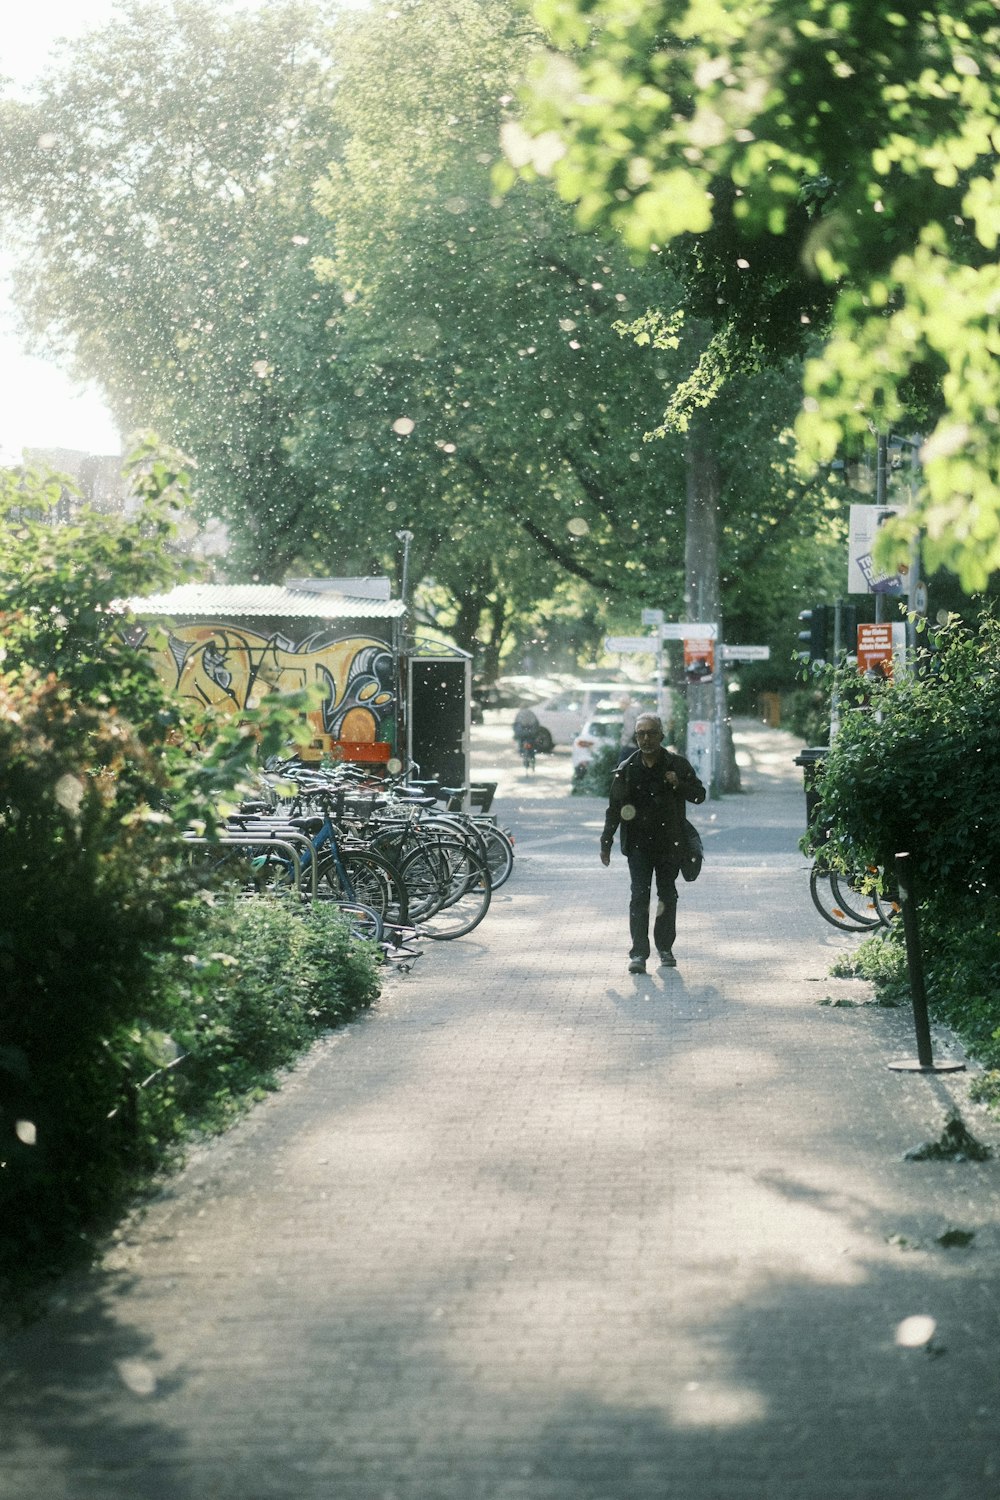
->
<box><xmin>530</xmin><ymin>682</ymin><xmax>658</xmax><ymax>751</ymax></box>
<box><xmin>571</xmin><ymin>712</ymin><xmax>628</xmax><ymax>778</ymax></box>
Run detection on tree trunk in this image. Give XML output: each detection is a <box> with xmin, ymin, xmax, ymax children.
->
<box><xmin>481</xmin><ymin>593</ymin><xmax>508</xmax><ymax>682</ymax></box>
<box><xmin>684</xmin><ymin>409</ymin><xmax>741</xmax><ymax>795</ymax></box>
<box><xmin>450</xmin><ymin>590</ymin><xmax>484</xmax><ymax>658</ymax></box>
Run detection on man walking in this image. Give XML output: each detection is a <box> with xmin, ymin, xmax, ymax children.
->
<box><xmin>599</xmin><ymin>713</ymin><xmax>706</xmax><ymax>973</ymax></box>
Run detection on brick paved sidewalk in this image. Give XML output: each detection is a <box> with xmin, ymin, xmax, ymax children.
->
<box><xmin>3</xmin><ymin>725</ymin><xmax>1000</xmax><ymax>1500</ymax></box>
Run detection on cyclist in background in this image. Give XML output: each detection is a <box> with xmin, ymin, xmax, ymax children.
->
<box><xmin>513</xmin><ymin>704</ymin><xmax>540</xmax><ymax>770</ymax></box>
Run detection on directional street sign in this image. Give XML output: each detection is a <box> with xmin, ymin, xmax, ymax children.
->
<box><xmin>722</xmin><ymin>645</ymin><xmax>771</xmax><ymax>662</ymax></box>
<box><xmin>604</xmin><ymin>635</ymin><xmax>658</xmax><ymax>654</ymax></box>
<box><xmin>660</xmin><ymin>621</ymin><xmax>718</xmax><ymax>641</ymax></box>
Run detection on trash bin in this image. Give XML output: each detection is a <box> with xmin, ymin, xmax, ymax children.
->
<box><xmin>793</xmin><ymin>747</ymin><xmax>828</xmax><ymax>833</ymax></box>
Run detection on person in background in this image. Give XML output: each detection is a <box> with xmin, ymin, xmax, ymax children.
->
<box><xmin>512</xmin><ymin>703</ymin><xmax>540</xmax><ymax>754</ymax></box>
<box><xmin>618</xmin><ymin>692</ymin><xmax>641</xmax><ymax>751</ymax></box>
<box><xmin>599</xmin><ymin>712</ymin><xmax>706</xmax><ymax>974</ymax></box>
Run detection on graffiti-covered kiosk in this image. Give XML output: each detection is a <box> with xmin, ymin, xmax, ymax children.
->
<box><xmin>130</xmin><ymin>581</ymin><xmax>405</xmax><ymax>764</ymax></box>
<box><xmin>129</xmin><ymin>582</ymin><xmax>473</xmax><ymax>788</ymax></box>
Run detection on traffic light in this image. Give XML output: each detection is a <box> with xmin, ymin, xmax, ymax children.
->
<box><xmin>797</xmin><ymin>605</ymin><xmax>829</xmax><ymax>662</ymax></box>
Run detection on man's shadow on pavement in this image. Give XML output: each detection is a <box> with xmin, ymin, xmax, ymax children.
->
<box><xmin>606</xmin><ymin>970</ymin><xmax>723</xmax><ymax>1025</ymax></box>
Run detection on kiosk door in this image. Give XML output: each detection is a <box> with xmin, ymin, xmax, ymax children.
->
<box><xmin>407</xmin><ymin>656</ymin><xmax>470</xmax><ymax>790</ymax></box>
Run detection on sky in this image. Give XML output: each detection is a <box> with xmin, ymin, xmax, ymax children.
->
<box><xmin>1</xmin><ymin>3</ymin><xmax>128</xmax><ymax>462</ymax></box>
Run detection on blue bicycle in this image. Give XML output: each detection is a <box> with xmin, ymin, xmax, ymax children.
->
<box><xmin>211</xmin><ymin>799</ymin><xmax>407</xmax><ymax>944</ymax></box>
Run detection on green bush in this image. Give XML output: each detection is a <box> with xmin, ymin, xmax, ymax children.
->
<box><xmin>0</xmin><ymin>449</ymin><xmax>327</xmax><ymax>1303</ymax></box>
<box><xmin>153</xmin><ymin>896</ymin><xmax>381</xmax><ymax>1130</ymax></box>
<box><xmin>819</xmin><ymin>614</ymin><xmax>1000</xmax><ymax>1110</ymax></box>
<box><xmin>571</xmin><ymin>742</ymin><xmax>621</xmax><ymax>798</ymax></box>
<box><xmin>814</xmin><ymin>616</ymin><xmax>1000</xmax><ymax>912</ymax></box>
<box><xmin>0</xmin><ymin>891</ymin><xmax>382</xmax><ymax>1297</ymax></box>
<box><xmin>781</xmin><ymin>676</ymin><xmax>832</xmax><ymax>746</ymax></box>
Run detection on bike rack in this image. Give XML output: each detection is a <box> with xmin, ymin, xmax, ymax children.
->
<box><xmin>183</xmin><ymin>831</ymin><xmax>317</xmax><ymax>900</ymax></box>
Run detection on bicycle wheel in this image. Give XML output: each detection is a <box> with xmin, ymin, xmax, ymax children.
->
<box><xmin>396</xmin><ymin>838</ymin><xmax>458</xmax><ymax>921</ymax></box>
<box><xmin>829</xmin><ymin>871</ymin><xmax>885</xmax><ymax>928</ymax></box>
<box><xmin>809</xmin><ymin>865</ymin><xmax>878</xmax><ymax>932</ymax></box>
<box><xmin>316</xmin><ymin>848</ymin><xmax>397</xmax><ymax>922</ymax></box>
<box><xmin>400</xmin><ymin>839</ymin><xmax>492</xmax><ymax>938</ymax></box>
<box><xmin>326</xmin><ymin>901</ymin><xmax>384</xmax><ymax>943</ymax></box>
<box><xmin>476</xmin><ymin>822</ymin><xmax>514</xmax><ymax>889</ymax></box>
<box><xmin>873</xmin><ymin>886</ymin><xmax>901</xmax><ymax>926</ymax></box>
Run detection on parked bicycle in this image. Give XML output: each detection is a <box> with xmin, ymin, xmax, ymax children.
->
<box><xmin>808</xmin><ymin>859</ymin><xmax>899</xmax><ymax>934</ymax></box>
<box><xmin>193</xmin><ymin>755</ymin><xmax>508</xmax><ymax>944</ymax></box>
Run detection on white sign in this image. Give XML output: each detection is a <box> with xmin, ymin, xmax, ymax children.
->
<box><xmin>641</xmin><ymin>608</ymin><xmax>664</xmax><ymax>626</ymax></box>
<box><xmin>604</xmin><ymin>635</ymin><xmax>658</xmax><ymax>654</ymax></box>
<box><xmin>723</xmin><ymin>645</ymin><xmax>771</xmax><ymax>662</ymax></box>
<box><xmin>660</xmin><ymin>621</ymin><xmax>718</xmax><ymax>641</ymax></box>
<box><xmin>848</xmin><ymin>504</ymin><xmax>910</xmax><ymax>596</ymax></box>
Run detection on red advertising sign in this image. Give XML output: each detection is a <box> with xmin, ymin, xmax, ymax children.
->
<box><xmin>857</xmin><ymin>622</ymin><xmax>895</xmax><ymax>677</ymax></box>
<box><xmin>684</xmin><ymin>637</ymin><xmax>715</xmax><ymax>683</ymax></box>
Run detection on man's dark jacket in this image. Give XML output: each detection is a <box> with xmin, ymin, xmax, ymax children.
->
<box><xmin>600</xmin><ymin>747</ymin><xmax>706</xmax><ymax>861</ymax></box>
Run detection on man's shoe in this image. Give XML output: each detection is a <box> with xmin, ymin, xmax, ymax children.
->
<box><xmin>658</xmin><ymin>950</ymin><xmax>677</xmax><ymax>967</ymax></box>
<box><xmin>628</xmin><ymin>957</ymin><xmax>646</xmax><ymax>974</ymax></box>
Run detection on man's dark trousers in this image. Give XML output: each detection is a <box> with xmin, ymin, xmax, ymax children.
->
<box><xmin>627</xmin><ymin>844</ymin><xmax>680</xmax><ymax>959</ymax></box>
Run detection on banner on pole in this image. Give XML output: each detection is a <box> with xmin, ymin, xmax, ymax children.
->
<box><xmin>848</xmin><ymin>505</ymin><xmax>910</xmax><ymax>596</ymax></box>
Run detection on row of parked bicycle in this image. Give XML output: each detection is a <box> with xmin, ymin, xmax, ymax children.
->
<box><xmin>186</xmin><ymin>760</ymin><xmax>514</xmax><ymax>963</ymax></box>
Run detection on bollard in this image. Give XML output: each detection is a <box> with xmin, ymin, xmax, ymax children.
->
<box><xmin>888</xmin><ymin>851</ymin><xmax>965</xmax><ymax>1075</ymax></box>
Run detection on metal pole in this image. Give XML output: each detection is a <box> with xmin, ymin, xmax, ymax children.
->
<box><xmin>396</xmin><ymin>529</ymin><xmax>414</xmax><ymax>771</ymax></box>
<box><xmin>830</xmin><ymin>600</ymin><xmax>842</xmax><ymax>738</ymax></box>
<box><xmin>713</xmin><ymin>617</ymin><xmax>726</xmax><ymax>793</ymax></box>
<box><xmin>396</xmin><ymin>529</ymin><xmax>414</xmax><ymax>647</ymax></box>
<box><xmin>874</xmin><ymin>432</ymin><xmax>887</xmax><ymax>625</ymax></box>
<box><xmin>656</xmin><ymin>631</ymin><xmax>665</xmax><ymax>724</ymax></box>
<box><xmin>906</xmin><ymin>442</ymin><xmax>922</xmax><ymax>661</ymax></box>
<box><xmin>888</xmin><ymin>851</ymin><xmax>965</xmax><ymax>1074</ymax></box>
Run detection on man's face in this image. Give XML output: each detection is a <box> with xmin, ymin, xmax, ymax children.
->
<box><xmin>635</xmin><ymin>720</ymin><xmax>662</xmax><ymax>750</ymax></box>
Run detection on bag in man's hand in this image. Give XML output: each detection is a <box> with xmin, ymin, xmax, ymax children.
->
<box><xmin>680</xmin><ymin>819</ymin><xmax>704</xmax><ymax>882</ymax></box>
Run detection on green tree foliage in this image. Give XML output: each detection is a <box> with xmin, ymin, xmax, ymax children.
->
<box><xmin>307</xmin><ymin>0</ymin><xmax>847</xmax><ymax>663</ymax></box>
<box><xmin>0</xmin><ymin>0</ymin><xmax>341</xmax><ymax>577</ymax></box>
<box><xmin>516</xmin><ymin>0</ymin><xmax>1000</xmax><ymax>589</ymax></box>
<box><xmin>0</xmin><ymin>0</ymin><xmax>849</xmax><ymax>671</ymax></box>
<box><xmin>305</xmin><ymin>0</ymin><xmax>693</xmax><ymax>654</ymax></box>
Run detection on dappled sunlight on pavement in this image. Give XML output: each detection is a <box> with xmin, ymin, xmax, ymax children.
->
<box><xmin>3</xmin><ymin>722</ymin><xmax>1000</xmax><ymax>1499</ymax></box>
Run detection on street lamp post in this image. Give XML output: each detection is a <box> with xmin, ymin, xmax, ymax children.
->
<box><xmin>395</xmin><ymin>529</ymin><xmax>414</xmax><ymax>769</ymax></box>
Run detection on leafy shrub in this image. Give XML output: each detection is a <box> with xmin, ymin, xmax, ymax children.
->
<box><xmin>0</xmin><ymin>449</ymin><xmax>322</xmax><ymax>1301</ymax></box>
<box><xmin>814</xmin><ymin>616</ymin><xmax>1000</xmax><ymax>913</ymax></box>
<box><xmin>1</xmin><ymin>891</ymin><xmax>381</xmax><ymax>1295</ymax></box>
<box><xmin>819</xmin><ymin>618</ymin><xmax>1000</xmax><ymax>1109</ymax></box>
<box><xmin>572</xmin><ymin>742</ymin><xmax>621</xmax><ymax>798</ymax></box>
<box><xmin>152</xmin><ymin>896</ymin><xmax>381</xmax><ymax>1131</ymax></box>
<box><xmin>781</xmin><ymin>677</ymin><xmax>831</xmax><ymax>746</ymax></box>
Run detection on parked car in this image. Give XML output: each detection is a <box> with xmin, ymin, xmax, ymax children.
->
<box><xmin>571</xmin><ymin>712</ymin><xmax>627</xmax><ymax>779</ymax></box>
<box><xmin>530</xmin><ymin>682</ymin><xmax>658</xmax><ymax>752</ymax></box>
<box><xmin>477</xmin><ymin>674</ymin><xmax>566</xmax><ymax>711</ymax></box>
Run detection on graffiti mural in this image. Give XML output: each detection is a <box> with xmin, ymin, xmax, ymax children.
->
<box><xmin>141</xmin><ymin>622</ymin><xmax>396</xmax><ymax>751</ymax></box>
